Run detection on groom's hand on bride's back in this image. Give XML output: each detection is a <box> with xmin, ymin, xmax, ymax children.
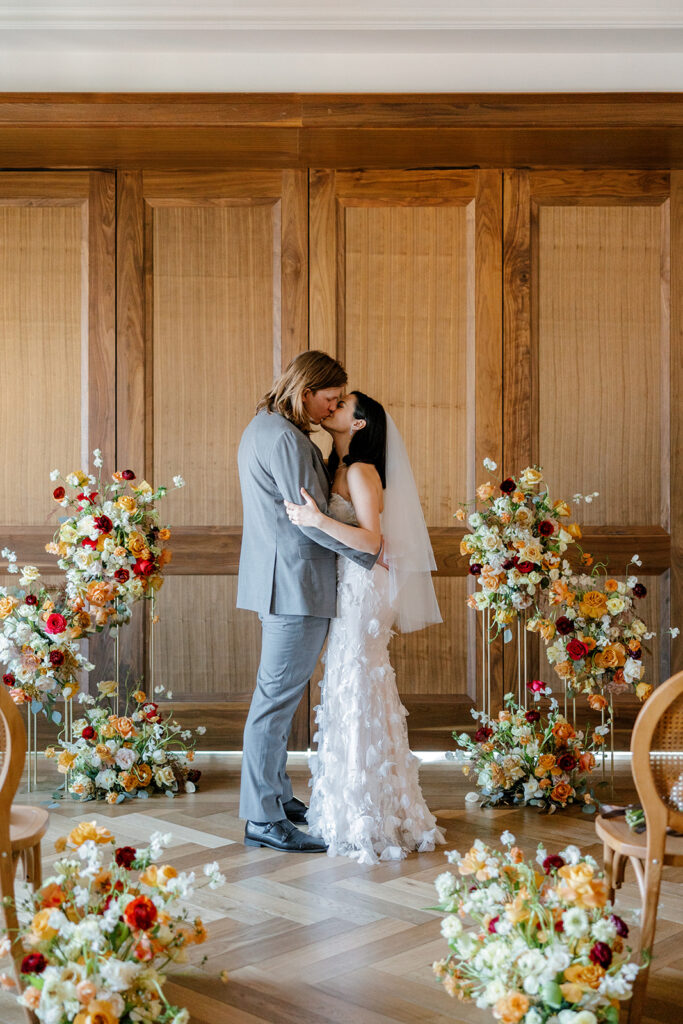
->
<box><xmin>284</xmin><ymin>487</ymin><xmax>323</xmax><ymax>529</ymax></box>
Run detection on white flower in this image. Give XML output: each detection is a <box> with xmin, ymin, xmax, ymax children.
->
<box><xmin>468</xmin><ymin>512</ymin><xmax>483</xmax><ymax>528</ymax></box>
<box><xmin>152</xmin><ymin>749</ymin><xmax>167</xmax><ymax>764</ymax></box>
<box><xmin>500</xmin><ymin>830</ymin><xmax>515</xmax><ymax>846</ymax></box>
<box><xmin>440</xmin><ymin>915</ymin><xmax>463</xmax><ymax>940</ymax></box>
<box><xmin>185</xmin><ymin>780</ymin><xmax>196</xmax><ymax>793</ymax></box>
<box><xmin>99</xmin><ymin>957</ymin><xmax>141</xmax><ymax>992</ymax></box>
<box><xmin>92</xmin><ymin>448</ymin><xmax>103</xmax><ymax>468</ymax></box>
<box><xmin>196</xmin><ymin>725</ymin><xmax>206</xmax><ymax>735</ymax></box>
<box><xmin>483</xmin><ymin>457</ymin><xmax>497</xmax><ymax>472</ymax></box>
<box><xmin>563</xmin><ymin>906</ymin><xmax>589</xmax><ymax>938</ymax></box>
<box><xmin>49</xmin><ymin>469</ymin><xmax>60</xmax><ymax>481</ymax></box>
<box><xmin>464</xmin><ymin>791</ymin><xmax>480</xmax><ymax>804</ymax></box>
<box><xmin>592</xmin><ymin>917</ymin><xmax>617</xmax><ymax>943</ymax></box>
<box><xmin>173</xmin><ymin>475</ymin><xmax>186</xmax><ymax>488</ymax></box>
<box><xmin>631</xmin><ymin>553</ymin><xmax>642</xmax><ymax>566</ymax></box>
<box><xmin>169</xmin><ymin>1011</ymin><xmax>190</xmax><ymax>1024</ymax></box>
<box><xmin>524</xmin><ymin>1011</ymin><xmax>543</xmax><ymax>1024</ymax></box>
<box><xmin>559</xmin><ymin>844</ymin><xmax>582</xmax><ymax>865</ymax></box>
<box><xmin>114</xmin><ymin>747</ymin><xmax>138</xmax><ymax>770</ymax></box>
<box><xmin>434</xmin><ymin>872</ymin><xmax>458</xmax><ymax>901</ymax></box>
<box><xmin>166</xmin><ymin>690</ymin><xmax>173</xmax><ymax>700</ymax></box>
<box><xmin>94</xmin><ymin>768</ymin><xmax>117</xmax><ymax>791</ymax></box>
<box><xmin>670</xmin><ymin>627</ymin><xmax>680</xmax><ymax>639</ymax></box>
<box><xmin>18</xmin><ymin>564</ymin><xmax>40</xmax><ymax>586</ymax></box>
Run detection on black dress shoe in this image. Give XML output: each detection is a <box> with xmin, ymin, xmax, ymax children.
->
<box><xmin>244</xmin><ymin>819</ymin><xmax>327</xmax><ymax>853</ymax></box>
<box><xmin>282</xmin><ymin>796</ymin><xmax>308</xmax><ymax>824</ymax></box>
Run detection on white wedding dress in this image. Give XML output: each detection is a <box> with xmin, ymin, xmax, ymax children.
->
<box><xmin>306</xmin><ymin>493</ymin><xmax>446</xmax><ymax>865</ymax></box>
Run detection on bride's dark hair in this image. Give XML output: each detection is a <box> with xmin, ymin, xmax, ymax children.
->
<box><xmin>328</xmin><ymin>390</ymin><xmax>387</xmax><ymax>488</ymax></box>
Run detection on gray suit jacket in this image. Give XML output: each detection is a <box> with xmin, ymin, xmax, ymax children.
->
<box><xmin>236</xmin><ymin>409</ymin><xmax>379</xmax><ymax>617</ymax></box>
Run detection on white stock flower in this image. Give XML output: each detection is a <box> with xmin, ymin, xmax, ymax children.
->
<box><xmin>440</xmin><ymin>915</ymin><xmax>463</xmax><ymax>941</ymax></box>
<box><xmin>500</xmin><ymin>830</ymin><xmax>515</xmax><ymax>846</ymax></box>
<box><xmin>92</xmin><ymin>448</ymin><xmax>103</xmax><ymax>467</ymax></box>
<box><xmin>49</xmin><ymin>469</ymin><xmax>60</xmax><ymax>481</ymax></box>
<box><xmin>173</xmin><ymin>475</ymin><xmax>186</xmax><ymax>488</ymax></box>
<box><xmin>559</xmin><ymin>844</ymin><xmax>582</xmax><ymax>865</ymax></box>
<box><xmin>196</xmin><ymin>725</ymin><xmax>206</xmax><ymax>735</ymax></box>
<box><xmin>670</xmin><ymin>627</ymin><xmax>680</xmax><ymax>639</ymax></box>
<box><xmin>592</xmin><ymin>917</ymin><xmax>617</xmax><ymax>943</ymax></box>
<box><xmin>99</xmin><ymin>957</ymin><xmax>141</xmax><ymax>992</ymax></box>
<box><xmin>434</xmin><ymin>872</ymin><xmax>458</xmax><ymax>901</ymax></box>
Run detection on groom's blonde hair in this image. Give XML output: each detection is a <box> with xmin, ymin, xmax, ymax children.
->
<box><xmin>258</xmin><ymin>350</ymin><xmax>347</xmax><ymax>433</ymax></box>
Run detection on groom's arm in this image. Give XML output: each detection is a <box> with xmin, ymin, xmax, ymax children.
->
<box><xmin>269</xmin><ymin>431</ymin><xmax>380</xmax><ymax>570</ymax></box>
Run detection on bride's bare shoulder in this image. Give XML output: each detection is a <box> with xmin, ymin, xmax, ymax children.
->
<box><xmin>347</xmin><ymin>462</ymin><xmax>383</xmax><ymax>506</ymax></box>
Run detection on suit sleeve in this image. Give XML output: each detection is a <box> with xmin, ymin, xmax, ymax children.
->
<box><xmin>269</xmin><ymin>430</ymin><xmax>379</xmax><ymax>570</ymax></box>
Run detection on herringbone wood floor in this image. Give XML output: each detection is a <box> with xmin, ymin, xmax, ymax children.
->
<box><xmin>2</xmin><ymin>756</ymin><xmax>682</xmax><ymax>1024</ymax></box>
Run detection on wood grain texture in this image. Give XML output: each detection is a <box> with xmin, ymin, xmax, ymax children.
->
<box><xmin>1</xmin><ymin>756</ymin><xmax>681</xmax><ymax>1023</ymax></box>
<box><xmin>671</xmin><ymin>172</ymin><xmax>683</xmax><ymax>676</ymax></box>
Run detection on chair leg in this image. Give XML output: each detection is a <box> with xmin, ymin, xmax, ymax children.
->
<box><xmin>603</xmin><ymin>842</ymin><xmax>616</xmax><ymax>900</ymax></box>
<box><xmin>627</xmin><ymin>853</ymin><xmax>664</xmax><ymax>1024</ymax></box>
<box><xmin>613</xmin><ymin>851</ymin><xmax>627</xmax><ymax>890</ymax></box>
<box><xmin>27</xmin><ymin>845</ymin><xmax>42</xmax><ymax>891</ymax></box>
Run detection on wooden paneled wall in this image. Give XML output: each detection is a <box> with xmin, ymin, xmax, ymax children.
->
<box><xmin>0</xmin><ymin>161</ymin><xmax>680</xmax><ymax>749</ymax></box>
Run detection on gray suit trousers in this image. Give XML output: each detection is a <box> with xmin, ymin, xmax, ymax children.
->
<box><xmin>239</xmin><ymin>612</ymin><xmax>329</xmax><ymax>822</ymax></box>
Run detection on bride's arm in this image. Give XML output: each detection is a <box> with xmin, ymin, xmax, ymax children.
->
<box><xmin>284</xmin><ymin>463</ymin><xmax>382</xmax><ymax>555</ymax></box>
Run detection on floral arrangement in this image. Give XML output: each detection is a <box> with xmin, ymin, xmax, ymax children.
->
<box><xmin>530</xmin><ymin>554</ymin><xmax>678</xmax><ymax>703</ymax></box>
<box><xmin>455</xmin><ymin>459</ymin><xmax>597</xmax><ymax>636</ymax></box>
<box><xmin>47</xmin><ymin>450</ymin><xmax>185</xmax><ymax>630</ymax></box>
<box><xmin>450</xmin><ymin>686</ymin><xmax>609</xmax><ymax>813</ymax></box>
<box><xmin>0</xmin><ymin>821</ymin><xmax>226</xmax><ymax>1023</ymax></box>
<box><xmin>49</xmin><ymin>681</ymin><xmax>204</xmax><ymax>802</ymax></box>
<box><xmin>432</xmin><ymin>833</ymin><xmax>640</xmax><ymax>1023</ymax></box>
<box><xmin>0</xmin><ymin>551</ymin><xmax>93</xmax><ymax>721</ymax></box>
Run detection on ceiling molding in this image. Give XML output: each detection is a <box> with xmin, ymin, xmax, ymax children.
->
<box><xmin>1</xmin><ymin>2</ymin><xmax>683</xmax><ymax>32</ymax></box>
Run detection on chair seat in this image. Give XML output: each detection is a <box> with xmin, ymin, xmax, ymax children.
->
<box><xmin>9</xmin><ymin>804</ymin><xmax>49</xmax><ymax>851</ymax></box>
<box><xmin>595</xmin><ymin>813</ymin><xmax>683</xmax><ymax>865</ymax></box>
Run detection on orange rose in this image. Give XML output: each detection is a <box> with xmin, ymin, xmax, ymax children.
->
<box><xmin>594</xmin><ymin>643</ymin><xmax>626</xmax><ymax>670</ymax></box>
<box><xmin>67</xmin><ymin>821</ymin><xmax>113</xmax><ymax>847</ymax></box>
<box><xmin>578</xmin><ymin>634</ymin><xmax>596</xmax><ymax>652</ymax></box>
<box><xmin>550</xmin><ymin>580</ymin><xmax>575</xmax><ymax>606</ymax></box>
<box><xmin>40</xmin><ymin>882</ymin><xmax>66</xmax><ymax>908</ymax></box>
<box><xmin>117</xmin><ymin>495</ymin><xmax>137</xmax><ymax>512</ymax></box>
<box><xmin>112</xmin><ymin>716</ymin><xmax>137</xmax><ymax>739</ymax></box>
<box><xmin>133</xmin><ymin>763</ymin><xmax>152</xmax><ymax>787</ymax></box>
<box><xmin>563</xmin><ymin>963</ymin><xmax>605</xmax><ymax>990</ymax></box>
<box><xmin>128</xmin><ymin>532</ymin><xmax>147</xmax><ymax>556</ymax></box>
<box><xmin>511</xmin><ymin>491</ymin><xmax>525</xmax><ymax>504</ymax></box>
<box><xmin>534</xmin><ymin>754</ymin><xmax>556</xmax><ymax>777</ymax></box>
<box><xmin>550</xmin><ymin>782</ymin><xmax>574</xmax><ymax>805</ymax></box>
<box><xmin>578</xmin><ymin>752</ymin><xmax>596</xmax><ymax>772</ymax></box>
<box><xmin>578</xmin><ymin>591</ymin><xmax>608</xmax><ymax>619</ymax></box>
<box><xmin>481</xmin><ymin>567</ymin><xmax>504</xmax><ymax>592</ymax></box>
<box><xmin>159</xmin><ymin>527</ymin><xmax>171</xmax><ymax>541</ymax></box>
<box><xmin>555</xmin><ymin>661</ymin><xmax>575</xmax><ymax>680</ymax></box>
<box><xmin>557</xmin><ymin>864</ymin><xmax>607</xmax><ymax>909</ymax></box>
<box><xmin>0</xmin><ymin>596</ymin><xmax>17</xmax><ymax>619</ymax></box>
<box><xmin>539</xmin><ymin>620</ymin><xmax>556</xmax><ymax>642</ymax></box>
<box><xmin>551</xmin><ymin>720</ymin><xmax>576</xmax><ymax>744</ymax></box>
<box><xmin>86</xmin><ymin>581</ymin><xmax>116</xmax><ymax>607</ymax></box>
<box><xmin>158</xmin><ymin>548</ymin><xmax>172</xmax><ymax>567</ymax></box>
<box><xmin>120</xmin><ymin>771</ymin><xmax>138</xmax><ymax>792</ymax></box>
<box><xmin>494</xmin><ymin>991</ymin><xmax>529</xmax><ymax>1024</ymax></box>
<box><xmin>587</xmin><ymin>693</ymin><xmax>608</xmax><ymax>711</ymax></box>
<box><xmin>605</xmin><ymin>578</ymin><xmax>619</xmax><ymax>593</ymax></box>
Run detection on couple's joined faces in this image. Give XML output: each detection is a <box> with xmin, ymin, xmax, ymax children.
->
<box><xmin>322</xmin><ymin>393</ymin><xmax>365</xmax><ymax>435</ymax></box>
<box><xmin>302</xmin><ymin>387</ymin><xmax>343</xmax><ymax>424</ymax></box>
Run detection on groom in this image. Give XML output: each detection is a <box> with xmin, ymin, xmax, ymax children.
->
<box><xmin>236</xmin><ymin>351</ymin><xmax>381</xmax><ymax>852</ymax></box>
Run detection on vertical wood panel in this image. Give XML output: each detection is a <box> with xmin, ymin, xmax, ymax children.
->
<box><xmin>671</xmin><ymin>172</ymin><xmax>683</xmax><ymax>676</ymax></box>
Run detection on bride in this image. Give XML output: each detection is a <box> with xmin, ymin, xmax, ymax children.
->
<box><xmin>284</xmin><ymin>391</ymin><xmax>445</xmax><ymax>864</ymax></box>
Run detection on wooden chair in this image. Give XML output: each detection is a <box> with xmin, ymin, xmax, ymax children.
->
<box><xmin>595</xmin><ymin>669</ymin><xmax>683</xmax><ymax>1023</ymax></box>
<box><xmin>0</xmin><ymin>683</ymin><xmax>49</xmax><ymax>1003</ymax></box>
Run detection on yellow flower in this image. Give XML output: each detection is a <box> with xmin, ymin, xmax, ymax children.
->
<box><xmin>454</xmin><ymin>508</ymin><xmax>466</xmax><ymax>521</ymax></box>
<box><xmin>566</xmin><ymin>522</ymin><xmax>582</xmax><ymax>539</ymax></box>
<box><xmin>128</xmin><ymin>532</ymin><xmax>147</xmax><ymax>556</ymax></box>
<box><xmin>54</xmin><ymin>836</ymin><xmax>67</xmax><ymax>853</ymax></box>
<box><xmin>44</xmin><ymin>746</ymin><xmax>56</xmax><ymax>759</ymax></box>
<box><xmin>116</xmin><ymin>495</ymin><xmax>137</xmax><ymax>513</ymax></box>
<box><xmin>459</xmin><ymin>536</ymin><xmax>477</xmax><ymax>556</ymax></box>
<box><xmin>0</xmin><ymin>596</ymin><xmax>17</xmax><ymax>619</ymax></box>
<box><xmin>132</xmin><ymin>690</ymin><xmax>146</xmax><ymax>703</ymax></box>
<box><xmin>578</xmin><ymin>591</ymin><xmax>608</xmax><ymax>619</ymax></box>
<box><xmin>74</xmin><ymin>999</ymin><xmax>121</xmax><ymax>1024</ymax></box>
<box><xmin>476</xmin><ymin>482</ymin><xmax>494</xmax><ymax>501</ymax></box>
<box><xmin>57</xmin><ymin>751</ymin><xmax>77</xmax><ymax>774</ymax></box>
<box><xmin>67</xmin><ymin>821</ymin><xmax>113</xmax><ymax>847</ymax></box>
<box><xmin>636</xmin><ymin>682</ymin><xmax>653</xmax><ymax>702</ymax></box>
<box><xmin>553</xmin><ymin>499</ymin><xmax>571</xmax><ymax>517</ymax></box>
<box><xmin>158</xmin><ymin>528</ymin><xmax>171</xmax><ymax>541</ymax></box>
<box><xmin>133</xmin><ymin>480</ymin><xmax>153</xmax><ymax>495</ymax></box>
<box><xmin>97</xmin><ymin>679</ymin><xmax>118</xmax><ymax>697</ymax></box>
<box><xmin>557</xmin><ymin>863</ymin><xmax>607</xmax><ymax>909</ymax></box>
<box><xmin>140</xmin><ymin>864</ymin><xmax>177</xmax><ymax>889</ymax></box>
<box><xmin>520</xmin><ymin>467</ymin><xmax>543</xmax><ymax>488</ymax></box>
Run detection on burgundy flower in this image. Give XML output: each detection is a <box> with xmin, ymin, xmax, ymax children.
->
<box><xmin>474</xmin><ymin>726</ymin><xmax>493</xmax><ymax>743</ymax></box>
<box><xmin>49</xmin><ymin>650</ymin><xmax>65</xmax><ymax>666</ymax></box>
<box><xmin>133</xmin><ymin>558</ymin><xmax>155</xmax><ymax>577</ymax></box>
<box><xmin>2</xmin><ymin>672</ymin><xmax>15</xmax><ymax>686</ymax></box>
<box><xmin>115</xmin><ymin>846</ymin><xmax>137</xmax><ymax>869</ymax></box>
<box><xmin>566</xmin><ymin>638</ymin><xmax>589</xmax><ymax>661</ymax></box>
<box><xmin>124</xmin><ymin>895</ymin><xmax>157</xmax><ymax>931</ymax></box>
<box><xmin>469</xmin><ymin>564</ymin><xmax>482</xmax><ymax>576</ymax></box>
<box><xmin>25</xmin><ymin>594</ymin><xmax>38</xmax><ymax>606</ymax></box>
<box><xmin>122</xmin><ymin>470</ymin><xmax>136</xmax><ymax>481</ymax></box>
<box><xmin>517</xmin><ymin>561</ymin><xmax>536</xmax><ymax>574</ymax></box>
<box><xmin>589</xmin><ymin>942</ymin><xmax>613</xmax><ymax>969</ymax></box>
<box><xmin>632</xmin><ymin>583</ymin><xmax>647</xmax><ymax>598</ymax></box>
<box><xmin>45</xmin><ymin>613</ymin><xmax>67</xmax><ymax>635</ymax></box>
<box><xmin>555</xmin><ymin>616</ymin><xmax>574</xmax><ymax>636</ymax></box>
<box><xmin>81</xmin><ymin>725</ymin><xmax>96</xmax><ymax>740</ymax></box>
<box><xmin>525</xmin><ymin>710</ymin><xmax>541</xmax><ymax>723</ymax></box>
<box><xmin>527</xmin><ymin>679</ymin><xmax>546</xmax><ymax>693</ymax></box>
<box><xmin>21</xmin><ymin>953</ymin><xmax>46</xmax><ymax>975</ymax></box>
<box><xmin>52</xmin><ymin>486</ymin><xmax>66</xmax><ymax>501</ymax></box>
<box><xmin>187</xmin><ymin>768</ymin><xmax>202</xmax><ymax>784</ymax></box>
<box><xmin>114</xmin><ymin>568</ymin><xmax>130</xmax><ymax>583</ymax></box>
<box><xmin>538</xmin><ymin>520</ymin><xmax>555</xmax><ymax>536</ymax></box>
<box><xmin>628</xmin><ymin>648</ymin><xmax>642</xmax><ymax>660</ymax></box>
<box><xmin>554</xmin><ymin>919</ymin><xmax>565</xmax><ymax>932</ymax></box>
<box><xmin>542</xmin><ymin>854</ymin><xmax>565</xmax><ymax>874</ymax></box>
<box><xmin>94</xmin><ymin>514</ymin><xmax>113</xmax><ymax>534</ymax></box>
<box><xmin>557</xmin><ymin>752</ymin><xmax>577</xmax><ymax>772</ymax></box>
<box><xmin>500</xmin><ymin>478</ymin><xmax>516</xmax><ymax>494</ymax></box>
<box><xmin>502</xmin><ymin>557</ymin><xmax>518</xmax><ymax>571</ymax></box>
<box><xmin>610</xmin><ymin>914</ymin><xmax>629</xmax><ymax>938</ymax></box>
<box><xmin>488</xmin><ymin>916</ymin><xmax>499</xmax><ymax>934</ymax></box>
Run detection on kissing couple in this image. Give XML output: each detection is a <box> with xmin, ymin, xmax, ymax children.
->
<box><xmin>237</xmin><ymin>351</ymin><xmax>445</xmax><ymax>864</ymax></box>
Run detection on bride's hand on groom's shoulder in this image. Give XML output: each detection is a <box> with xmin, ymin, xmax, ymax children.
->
<box><xmin>284</xmin><ymin>487</ymin><xmax>322</xmax><ymax>528</ymax></box>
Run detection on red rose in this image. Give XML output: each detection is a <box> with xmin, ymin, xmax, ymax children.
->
<box><xmin>49</xmin><ymin>650</ymin><xmax>65</xmax><ymax>666</ymax></box>
<box><xmin>114</xmin><ymin>568</ymin><xmax>130</xmax><ymax>583</ymax></box>
<box><xmin>21</xmin><ymin>953</ymin><xmax>47</xmax><ymax>974</ymax></box>
<box><xmin>589</xmin><ymin>942</ymin><xmax>613</xmax><ymax>969</ymax></box>
<box><xmin>517</xmin><ymin>561</ymin><xmax>536</xmax><ymax>574</ymax></box>
<box><xmin>499</xmin><ymin>478</ymin><xmax>516</xmax><ymax>494</ymax></box>
<box><xmin>81</xmin><ymin>537</ymin><xmax>98</xmax><ymax>549</ymax></box>
<box><xmin>122</xmin><ymin>470</ymin><xmax>136</xmax><ymax>480</ymax></box>
<box><xmin>474</xmin><ymin>725</ymin><xmax>493</xmax><ymax>743</ymax></box>
<box><xmin>557</xmin><ymin>752</ymin><xmax>577</xmax><ymax>772</ymax></box>
<box><xmin>555</xmin><ymin>616</ymin><xmax>574</xmax><ymax>636</ymax></box>
<box><xmin>53</xmin><ymin>486</ymin><xmax>65</xmax><ymax>501</ymax></box>
<box><xmin>45</xmin><ymin>613</ymin><xmax>67</xmax><ymax>635</ymax></box>
<box><xmin>538</xmin><ymin>520</ymin><xmax>555</xmax><ymax>536</ymax></box>
<box><xmin>143</xmin><ymin>702</ymin><xmax>159</xmax><ymax>721</ymax></box>
<box><xmin>542</xmin><ymin>854</ymin><xmax>565</xmax><ymax>874</ymax></box>
<box><xmin>133</xmin><ymin>559</ymin><xmax>155</xmax><ymax>577</ymax></box>
<box><xmin>25</xmin><ymin>594</ymin><xmax>38</xmax><ymax>606</ymax></box>
<box><xmin>115</xmin><ymin>846</ymin><xmax>137</xmax><ymax>869</ymax></box>
<box><xmin>527</xmin><ymin>679</ymin><xmax>546</xmax><ymax>693</ymax></box>
<box><xmin>566</xmin><ymin>638</ymin><xmax>589</xmax><ymax>661</ymax></box>
<box><xmin>124</xmin><ymin>895</ymin><xmax>157</xmax><ymax>931</ymax></box>
<box><xmin>3</xmin><ymin>673</ymin><xmax>15</xmax><ymax>686</ymax></box>
<box><xmin>77</xmin><ymin>491</ymin><xmax>98</xmax><ymax>505</ymax></box>
<box><xmin>95</xmin><ymin>514</ymin><xmax>113</xmax><ymax>534</ymax></box>
<box><xmin>81</xmin><ymin>725</ymin><xmax>96</xmax><ymax>740</ymax></box>
<box><xmin>633</xmin><ymin>583</ymin><xmax>647</xmax><ymax>598</ymax></box>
